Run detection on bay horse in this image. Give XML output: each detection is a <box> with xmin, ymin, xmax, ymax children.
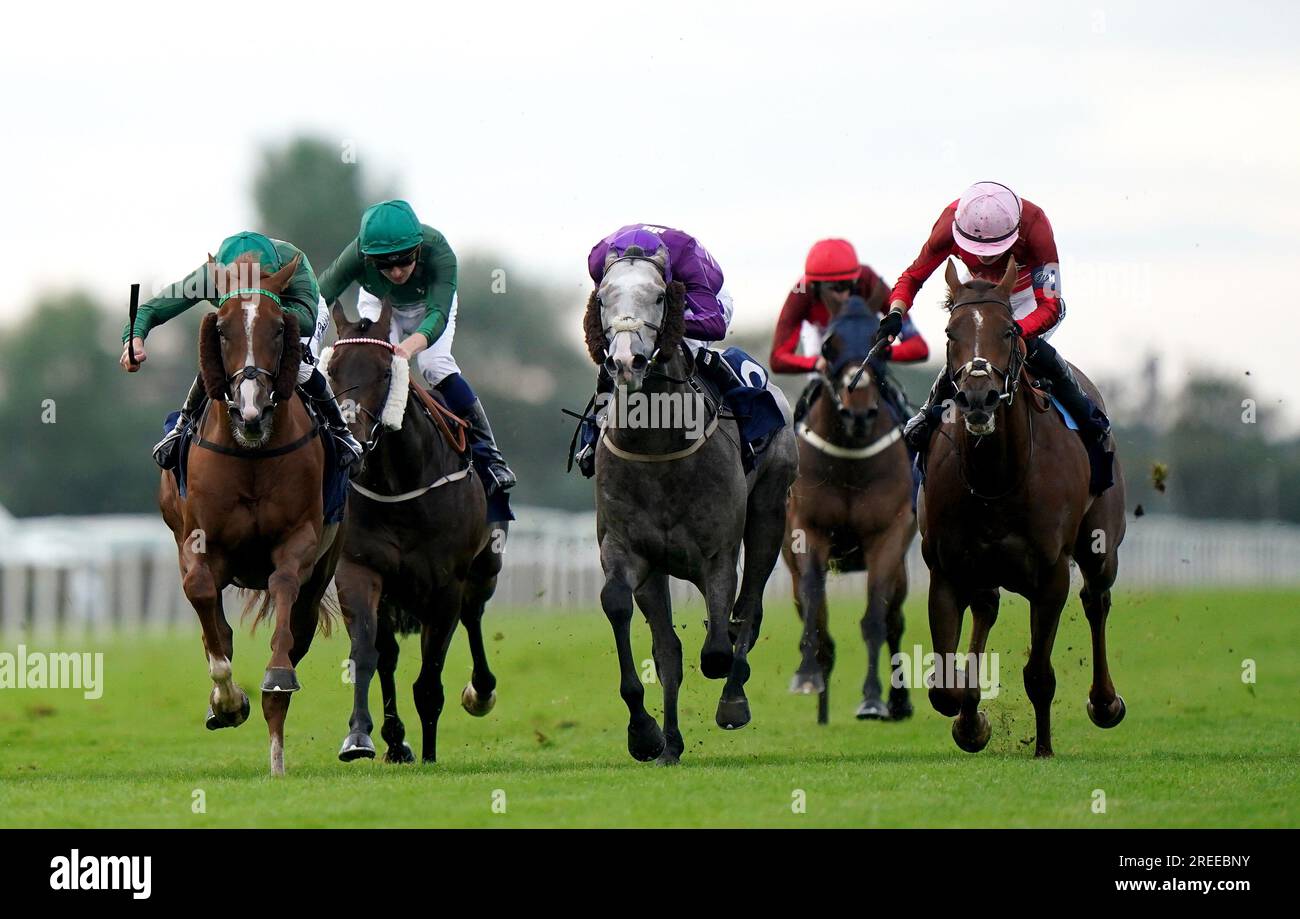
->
<box><xmin>920</xmin><ymin>258</ymin><xmax>1127</xmax><ymax>757</ymax></box>
<box><xmin>584</xmin><ymin>245</ymin><xmax>798</xmax><ymax>764</ymax></box>
<box><xmin>323</xmin><ymin>300</ymin><xmax>504</xmax><ymax>765</ymax></box>
<box><xmin>158</xmin><ymin>253</ymin><xmax>343</xmax><ymax>776</ymax></box>
<box><xmin>782</xmin><ymin>303</ymin><xmax>916</xmax><ymax>725</ymax></box>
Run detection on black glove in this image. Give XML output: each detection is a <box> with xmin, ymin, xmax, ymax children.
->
<box><xmin>873</xmin><ymin>307</ymin><xmax>904</xmax><ymax>346</ymax></box>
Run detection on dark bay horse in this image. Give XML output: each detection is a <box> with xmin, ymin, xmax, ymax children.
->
<box><xmin>584</xmin><ymin>246</ymin><xmax>798</xmax><ymax>764</ymax></box>
<box><xmin>323</xmin><ymin>301</ymin><xmax>503</xmax><ymax>765</ymax></box>
<box><xmin>158</xmin><ymin>254</ymin><xmax>343</xmax><ymax>776</ymax></box>
<box><xmin>920</xmin><ymin>259</ymin><xmax>1127</xmax><ymax>757</ymax></box>
<box><xmin>782</xmin><ymin>308</ymin><xmax>916</xmax><ymax>724</ymax></box>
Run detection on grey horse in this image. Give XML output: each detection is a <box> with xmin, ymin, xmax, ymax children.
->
<box><xmin>582</xmin><ymin>245</ymin><xmax>798</xmax><ymax>764</ymax></box>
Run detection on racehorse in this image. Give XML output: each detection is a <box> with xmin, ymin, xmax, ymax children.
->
<box><xmin>583</xmin><ymin>245</ymin><xmax>798</xmax><ymax>764</ymax></box>
<box><xmin>782</xmin><ymin>308</ymin><xmax>916</xmax><ymax>725</ymax></box>
<box><xmin>920</xmin><ymin>259</ymin><xmax>1127</xmax><ymax>756</ymax></box>
<box><xmin>323</xmin><ymin>300</ymin><xmax>504</xmax><ymax>765</ymax></box>
<box><xmin>158</xmin><ymin>253</ymin><xmax>343</xmax><ymax>776</ymax></box>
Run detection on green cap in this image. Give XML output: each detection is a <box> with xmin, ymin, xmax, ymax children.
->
<box><xmin>359</xmin><ymin>200</ymin><xmax>422</xmax><ymax>255</ymax></box>
<box><xmin>215</xmin><ymin>231</ymin><xmax>282</xmax><ymax>270</ymax></box>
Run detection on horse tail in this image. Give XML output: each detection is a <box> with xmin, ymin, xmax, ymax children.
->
<box><xmin>237</xmin><ymin>587</ymin><xmax>342</xmax><ymax>637</ymax></box>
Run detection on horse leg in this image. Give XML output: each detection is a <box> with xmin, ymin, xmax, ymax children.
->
<box><xmin>411</xmin><ymin>589</ymin><xmax>462</xmax><ymax>765</ymax></box>
<box><xmin>376</xmin><ymin>616</ymin><xmax>414</xmax><ymax>764</ymax></box>
<box><xmin>885</xmin><ymin>565</ymin><xmax>913</xmax><ymax>721</ymax></box>
<box><xmin>460</xmin><ymin>523</ymin><xmax>506</xmax><ymax>717</ymax></box>
<box><xmin>634</xmin><ymin>573</ymin><xmax>684</xmax><ymax>764</ymax></box>
<box><xmin>857</xmin><ymin>526</ymin><xmax>910</xmax><ymax>721</ymax></box>
<box><xmin>599</xmin><ymin>552</ymin><xmax>663</xmax><ymax>762</ymax></box>
<box><xmin>951</xmin><ymin>588</ymin><xmax>999</xmax><ymax>753</ymax></box>
<box><xmin>790</xmin><ymin>531</ymin><xmax>831</xmax><ymax>698</ymax></box>
<box><xmin>186</xmin><ymin>555</ymin><xmax>249</xmax><ymax>730</ymax></box>
<box><xmin>261</xmin><ymin>525</ymin><xmax>319</xmax><ymax>693</ymax></box>
<box><xmin>1025</xmin><ymin>564</ymin><xmax>1070</xmax><ymax>758</ymax></box>
<box><xmin>1077</xmin><ymin>544</ymin><xmax>1126</xmax><ymax>729</ymax></box>
<box><xmin>719</xmin><ymin>489</ymin><xmax>787</xmax><ymax>730</ymax></box>
<box><xmin>336</xmin><ymin>558</ymin><xmax>382</xmax><ymax>761</ymax></box>
<box><xmin>926</xmin><ymin>568</ymin><xmax>969</xmax><ymax>718</ymax></box>
<box><xmin>698</xmin><ymin>550</ymin><xmax>740</xmax><ymax>681</ymax></box>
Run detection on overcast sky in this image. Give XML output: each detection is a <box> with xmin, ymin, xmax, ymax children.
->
<box><xmin>2</xmin><ymin>0</ymin><xmax>1296</xmax><ymax>428</ymax></box>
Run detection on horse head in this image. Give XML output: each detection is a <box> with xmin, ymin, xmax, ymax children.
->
<box><xmin>821</xmin><ymin>298</ymin><xmax>882</xmax><ymax>440</ymax></box>
<box><xmin>943</xmin><ymin>257</ymin><xmax>1023</xmax><ymax>436</ymax></box>
<box><xmin>584</xmin><ymin>244</ymin><xmax>685</xmax><ymax>392</ymax></box>
<box><xmin>320</xmin><ymin>299</ymin><xmax>409</xmax><ymax>469</ymax></box>
<box><xmin>200</xmin><ymin>252</ymin><xmax>302</xmax><ymax>448</ymax></box>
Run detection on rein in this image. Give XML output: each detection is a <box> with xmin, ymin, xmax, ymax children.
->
<box><xmin>328</xmin><ymin>335</ymin><xmax>472</xmax><ymax>503</ymax></box>
<box><xmin>798</xmin><ymin>364</ymin><xmax>901</xmax><ymax>461</ymax></box>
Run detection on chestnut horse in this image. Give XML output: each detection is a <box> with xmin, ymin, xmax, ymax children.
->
<box><xmin>159</xmin><ymin>253</ymin><xmax>343</xmax><ymax>776</ymax></box>
<box><xmin>782</xmin><ymin>311</ymin><xmax>916</xmax><ymax>725</ymax></box>
<box><xmin>920</xmin><ymin>259</ymin><xmax>1126</xmax><ymax>757</ymax></box>
<box><xmin>323</xmin><ymin>301</ymin><xmax>503</xmax><ymax>765</ymax></box>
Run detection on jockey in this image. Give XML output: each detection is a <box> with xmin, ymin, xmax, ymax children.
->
<box><xmin>771</xmin><ymin>238</ymin><xmax>928</xmax><ymax>425</ymax></box>
<box><xmin>318</xmin><ymin>199</ymin><xmax>516</xmax><ymax>494</ymax></box>
<box><xmin>573</xmin><ymin>223</ymin><xmax>736</xmax><ymax>477</ymax></box>
<box><xmin>121</xmin><ymin>231</ymin><xmax>363</xmax><ymax>470</ymax></box>
<box><xmin>874</xmin><ymin>181</ymin><xmax>1111</xmax><ymax>452</ymax></box>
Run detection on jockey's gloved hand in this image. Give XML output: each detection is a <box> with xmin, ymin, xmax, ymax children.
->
<box><xmin>873</xmin><ymin>307</ymin><xmax>905</xmax><ymax>346</ymax></box>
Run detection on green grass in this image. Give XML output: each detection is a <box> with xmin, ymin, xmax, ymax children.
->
<box><xmin>0</xmin><ymin>589</ymin><xmax>1296</xmax><ymax>827</ymax></box>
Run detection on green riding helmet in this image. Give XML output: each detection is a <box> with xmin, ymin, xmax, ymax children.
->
<box><xmin>359</xmin><ymin>200</ymin><xmax>423</xmax><ymax>256</ymax></box>
<box><xmin>215</xmin><ymin>231</ymin><xmax>283</xmax><ymax>270</ymax></box>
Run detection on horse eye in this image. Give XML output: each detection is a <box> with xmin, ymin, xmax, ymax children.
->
<box><xmin>656</xmin><ymin>293</ymin><xmax>665</xmax><ymax>304</ymax></box>
<box><xmin>1003</xmin><ymin>328</ymin><xmax>1014</xmax><ymax>339</ymax></box>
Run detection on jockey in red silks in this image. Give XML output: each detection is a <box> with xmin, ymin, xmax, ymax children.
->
<box><xmin>770</xmin><ymin>238</ymin><xmax>929</xmax><ymax>425</ymax></box>
<box><xmin>869</xmin><ymin>181</ymin><xmax>1110</xmax><ymax>452</ymax></box>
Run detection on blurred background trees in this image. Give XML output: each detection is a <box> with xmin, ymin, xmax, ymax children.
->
<box><xmin>0</xmin><ymin>133</ymin><xmax>1295</xmax><ymax>522</ymax></box>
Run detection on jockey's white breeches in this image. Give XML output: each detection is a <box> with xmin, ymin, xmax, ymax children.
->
<box><xmin>356</xmin><ymin>288</ymin><xmax>462</xmax><ymax>387</ymax></box>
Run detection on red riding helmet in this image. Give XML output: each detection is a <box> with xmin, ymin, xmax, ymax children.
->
<box><xmin>804</xmin><ymin>239</ymin><xmax>862</xmax><ymax>282</ymax></box>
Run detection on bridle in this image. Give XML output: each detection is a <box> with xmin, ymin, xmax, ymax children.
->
<box><xmin>943</xmin><ymin>295</ymin><xmax>1034</xmax><ymax>500</ymax></box>
<box><xmin>327</xmin><ymin>335</ymin><xmax>471</xmax><ymax>502</ymax></box>
<box><xmin>215</xmin><ymin>287</ymin><xmax>290</xmax><ymax>407</ymax></box>
<box><xmin>796</xmin><ymin>359</ymin><xmax>902</xmax><ymax>461</ymax></box>
<box><xmin>599</xmin><ymin>255</ymin><xmax>670</xmax><ymax>370</ymax></box>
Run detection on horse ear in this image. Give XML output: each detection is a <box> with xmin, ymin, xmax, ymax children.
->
<box><xmin>272</xmin><ymin>312</ymin><xmax>302</xmax><ymax>401</ymax></box>
<box><xmin>329</xmin><ymin>299</ymin><xmax>351</xmax><ymax>336</ymax></box>
<box><xmin>649</xmin><ymin>244</ymin><xmax>669</xmax><ymax>276</ymax></box>
<box><xmin>199</xmin><ymin>313</ymin><xmax>228</xmax><ymax>399</ymax></box>
<box><xmin>997</xmin><ymin>257</ymin><xmax>1018</xmax><ymax>298</ymax></box>
<box><xmin>944</xmin><ymin>258</ymin><xmax>963</xmax><ymax>299</ymax></box>
<box><xmin>603</xmin><ymin>246</ymin><xmax>621</xmax><ymax>272</ymax></box>
<box><xmin>263</xmin><ymin>253</ymin><xmax>301</xmax><ymax>294</ymax></box>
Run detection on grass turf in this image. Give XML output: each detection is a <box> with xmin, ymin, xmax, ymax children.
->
<box><xmin>0</xmin><ymin>588</ymin><xmax>1296</xmax><ymax>827</ymax></box>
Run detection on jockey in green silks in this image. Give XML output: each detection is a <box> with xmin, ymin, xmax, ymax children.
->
<box><xmin>318</xmin><ymin>199</ymin><xmax>516</xmax><ymax>494</ymax></box>
<box><xmin>120</xmin><ymin>231</ymin><xmax>363</xmax><ymax>469</ymax></box>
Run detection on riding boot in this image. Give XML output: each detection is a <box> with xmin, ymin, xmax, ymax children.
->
<box><xmin>574</xmin><ymin>369</ymin><xmax>613</xmax><ymax>478</ymax></box>
<box><xmin>300</xmin><ymin>367</ymin><xmax>364</xmax><ymax>470</ymax></box>
<box><xmin>903</xmin><ymin>366</ymin><xmax>956</xmax><ymax>454</ymax></box>
<box><xmin>461</xmin><ymin>399</ymin><xmax>517</xmax><ymax>493</ymax></box>
<box><xmin>153</xmin><ymin>373</ymin><xmax>206</xmax><ymax>469</ymax></box>
<box><xmin>1025</xmin><ymin>338</ymin><xmax>1111</xmax><ymax>442</ymax></box>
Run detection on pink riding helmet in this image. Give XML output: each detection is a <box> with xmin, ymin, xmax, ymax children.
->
<box><xmin>952</xmin><ymin>181</ymin><xmax>1022</xmax><ymax>257</ymax></box>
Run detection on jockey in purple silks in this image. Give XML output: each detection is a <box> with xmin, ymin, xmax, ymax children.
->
<box><xmin>574</xmin><ymin>224</ymin><xmax>737</xmax><ymax>476</ymax></box>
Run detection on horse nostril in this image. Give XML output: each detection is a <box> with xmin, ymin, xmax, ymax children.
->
<box><xmin>631</xmin><ymin>354</ymin><xmax>648</xmax><ymax>371</ymax></box>
<box><xmin>954</xmin><ymin>391</ymin><xmax>970</xmax><ymax>408</ymax></box>
<box><xmin>983</xmin><ymin>390</ymin><xmax>1000</xmax><ymax>408</ymax></box>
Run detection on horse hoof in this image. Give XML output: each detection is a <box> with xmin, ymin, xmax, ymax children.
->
<box><xmin>928</xmin><ymin>686</ymin><xmax>962</xmax><ymax>718</ymax></box>
<box><xmin>627</xmin><ymin>722</ymin><xmax>666</xmax><ymax>762</ymax></box>
<box><xmin>855</xmin><ymin>698</ymin><xmax>890</xmax><ymax>721</ymax></box>
<box><xmin>888</xmin><ymin>693</ymin><xmax>914</xmax><ymax>721</ymax></box>
<box><xmin>700</xmin><ymin>648</ymin><xmax>733</xmax><ymax>681</ymax></box>
<box><xmin>261</xmin><ymin>667</ymin><xmax>300</xmax><ymax>693</ymax></box>
<box><xmin>789</xmin><ymin>671</ymin><xmax>825</xmax><ymax>695</ymax></box>
<box><xmin>384</xmin><ymin>742</ymin><xmax>416</xmax><ymax>764</ymax></box>
<box><xmin>461</xmin><ymin>682</ymin><xmax>496</xmax><ymax>717</ymax></box>
<box><xmin>204</xmin><ymin>693</ymin><xmax>250</xmax><ymax>731</ymax></box>
<box><xmin>716</xmin><ymin>698</ymin><xmax>751</xmax><ymax>730</ymax></box>
<box><xmin>338</xmin><ymin>733</ymin><xmax>377</xmax><ymax>762</ymax></box>
<box><xmin>952</xmin><ymin>711</ymin><xmax>991</xmax><ymax>753</ymax></box>
<box><xmin>654</xmin><ymin>752</ymin><xmax>681</xmax><ymax>767</ymax></box>
<box><xmin>1087</xmin><ymin>694</ymin><xmax>1126</xmax><ymax>729</ymax></box>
